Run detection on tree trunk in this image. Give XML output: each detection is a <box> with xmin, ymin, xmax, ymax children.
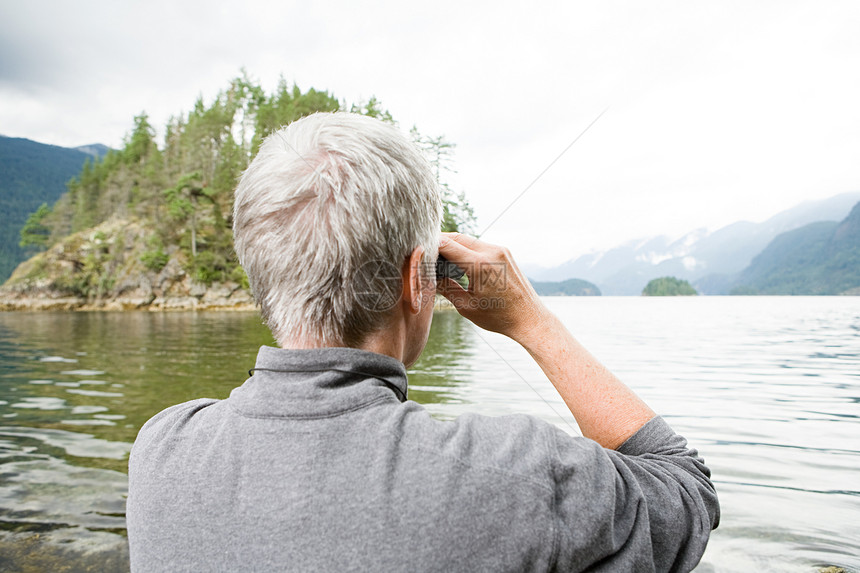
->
<box><xmin>190</xmin><ymin>195</ymin><xmax>197</xmax><ymax>258</ymax></box>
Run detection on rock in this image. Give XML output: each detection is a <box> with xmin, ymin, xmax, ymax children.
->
<box><xmin>110</xmin><ymin>296</ymin><xmax>156</xmax><ymax>310</ymax></box>
<box><xmin>227</xmin><ymin>288</ymin><xmax>254</xmax><ymax>306</ymax></box>
<box><xmin>189</xmin><ymin>281</ymin><xmax>208</xmax><ymax>298</ymax></box>
<box><xmin>200</xmin><ymin>283</ymin><xmax>233</xmax><ymax>304</ymax></box>
<box><xmin>150</xmin><ymin>296</ymin><xmax>199</xmax><ymax>310</ymax></box>
<box><xmin>0</xmin><ymin>216</ymin><xmax>258</xmax><ymax>312</ymax></box>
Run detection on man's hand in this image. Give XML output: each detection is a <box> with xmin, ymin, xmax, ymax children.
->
<box><xmin>436</xmin><ymin>232</ymin><xmax>655</xmax><ymax>450</ymax></box>
<box><xmin>436</xmin><ymin>232</ymin><xmax>549</xmax><ymax>344</ymax></box>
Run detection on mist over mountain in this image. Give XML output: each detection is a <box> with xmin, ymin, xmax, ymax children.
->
<box><xmin>525</xmin><ymin>192</ymin><xmax>860</xmax><ymax>295</ymax></box>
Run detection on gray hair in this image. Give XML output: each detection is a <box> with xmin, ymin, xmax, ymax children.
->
<box><xmin>233</xmin><ymin>112</ymin><xmax>442</xmax><ymax>346</ymax></box>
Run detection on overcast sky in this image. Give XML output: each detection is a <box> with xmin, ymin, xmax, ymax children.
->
<box><xmin>2</xmin><ymin>1</ymin><xmax>859</xmax><ymax>266</ymax></box>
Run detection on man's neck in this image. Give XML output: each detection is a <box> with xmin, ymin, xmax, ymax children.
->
<box><xmin>280</xmin><ymin>317</ymin><xmax>408</xmax><ymax>366</ymax></box>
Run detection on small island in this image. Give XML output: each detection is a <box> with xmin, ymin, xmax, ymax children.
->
<box><xmin>642</xmin><ymin>276</ymin><xmax>697</xmax><ymax>296</ymax></box>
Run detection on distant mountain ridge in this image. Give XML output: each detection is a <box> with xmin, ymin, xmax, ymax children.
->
<box><xmin>525</xmin><ymin>192</ymin><xmax>860</xmax><ymax>295</ymax></box>
<box><xmin>0</xmin><ymin>136</ymin><xmax>110</xmax><ymax>281</ymax></box>
<box><xmin>529</xmin><ymin>278</ymin><xmax>601</xmax><ymax>296</ymax></box>
<box><xmin>730</xmin><ymin>202</ymin><xmax>860</xmax><ymax>294</ymax></box>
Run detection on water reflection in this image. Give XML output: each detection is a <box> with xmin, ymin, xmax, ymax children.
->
<box><xmin>0</xmin><ymin>312</ymin><xmax>281</xmax><ymax>571</ymax></box>
<box><xmin>0</xmin><ymin>310</ymin><xmax>478</xmax><ymax>571</ymax></box>
<box><xmin>0</xmin><ymin>299</ymin><xmax>858</xmax><ymax>572</ymax></box>
<box><xmin>407</xmin><ymin>310</ymin><xmax>475</xmax><ymax>409</ymax></box>
<box><xmin>0</xmin><ymin>312</ymin><xmax>276</xmax><ymax>465</ymax></box>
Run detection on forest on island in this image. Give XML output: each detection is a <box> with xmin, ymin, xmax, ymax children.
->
<box><xmin>13</xmin><ymin>74</ymin><xmax>475</xmax><ymax>300</ymax></box>
<box><xmin>642</xmin><ymin>276</ymin><xmax>698</xmax><ymax>296</ymax></box>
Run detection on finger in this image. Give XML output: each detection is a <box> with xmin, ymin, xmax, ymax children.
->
<box><xmin>441</xmin><ymin>232</ymin><xmax>483</xmax><ymax>251</ymax></box>
<box><xmin>439</xmin><ymin>234</ymin><xmax>482</xmax><ymax>267</ymax></box>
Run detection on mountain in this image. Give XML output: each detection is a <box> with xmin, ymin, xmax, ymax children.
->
<box><xmin>529</xmin><ymin>278</ymin><xmax>601</xmax><ymax>296</ymax></box>
<box><xmin>730</xmin><ymin>201</ymin><xmax>860</xmax><ymax>295</ymax></box>
<box><xmin>526</xmin><ymin>192</ymin><xmax>860</xmax><ymax>295</ymax></box>
<box><xmin>0</xmin><ymin>136</ymin><xmax>106</xmax><ymax>281</ymax></box>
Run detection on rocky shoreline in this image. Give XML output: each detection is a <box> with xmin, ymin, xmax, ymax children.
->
<box><xmin>0</xmin><ymin>216</ymin><xmax>460</xmax><ymax>313</ymax></box>
<box><xmin>0</xmin><ymin>217</ymin><xmax>256</xmax><ymax>312</ymax></box>
<box><xmin>0</xmin><ymin>260</ymin><xmax>257</xmax><ymax>311</ymax></box>
<box><xmin>0</xmin><ymin>292</ymin><xmax>457</xmax><ymax>312</ymax></box>
<box><xmin>0</xmin><ymin>293</ymin><xmax>256</xmax><ymax>312</ymax></box>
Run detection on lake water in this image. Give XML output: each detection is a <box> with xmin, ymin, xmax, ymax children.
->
<box><xmin>0</xmin><ymin>297</ymin><xmax>858</xmax><ymax>572</ymax></box>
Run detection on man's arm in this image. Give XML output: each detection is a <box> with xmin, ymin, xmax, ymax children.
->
<box><xmin>437</xmin><ymin>232</ymin><xmax>655</xmax><ymax>449</ymax></box>
<box><xmin>437</xmin><ymin>233</ymin><xmax>719</xmax><ymax>570</ymax></box>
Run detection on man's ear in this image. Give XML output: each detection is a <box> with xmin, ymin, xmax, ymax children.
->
<box><xmin>401</xmin><ymin>247</ymin><xmax>425</xmax><ymax>315</ymax></box>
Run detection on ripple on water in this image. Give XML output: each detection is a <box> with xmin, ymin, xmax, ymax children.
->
<box><xmin>94</xmin><ymin>414</ymin><xmax>125</xmax><ymax>420</ymax></box>
<box><xmin>70</xmin><ymin>405</ymin><xmax>109</xmax><ymax>415</ymax></box>
<box><xmin>11</xmin><ymin>397</ymin><xmax>67</xmax><ymax>411</ymax></box>
<box><xmin>60</xmin><ymin>369</ymin><xmax>106</xmax><ymax>377</ymax></box>
<box><xmin>65</xmin><ymin>389</ymin><xmax>124</xmax><ymax>398</ymax></box>
<box><xmin>0</xmin><ymin>427</ymin><xmax>131</xmax><ymax>460</ymax></box>
<box><xmin>56</xmin><ymin>380</ymin><xmax>108</xmax><ymax>389</ymax></box>
<box><xmin>0</xmin><ymin>452</ymin><xmax>128</xmax><ymax>572</ymax></box>
<box><xmin>38</xmin><ymin>356</ymin><xmax>78</xmax><ymax>364</ymax></box>
<box><xmin>61</xmin><ymin>419</ymin><xmax>117</xmax><ymax>426</ymax></box>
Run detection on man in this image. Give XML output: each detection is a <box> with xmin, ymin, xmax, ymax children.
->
<box><xmin>127</xmin><ymin>112</ymin><xmax>719</xmax><ymax>572</ymax></box>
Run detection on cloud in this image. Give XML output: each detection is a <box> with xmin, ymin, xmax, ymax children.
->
<box><xmin>1</xmin><ymin>0</ymin><xmax>859</xmax><ymax>265</ymax></box>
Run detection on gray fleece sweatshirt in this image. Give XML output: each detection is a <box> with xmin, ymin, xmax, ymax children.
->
<box><xmin>127</xmin><ymin>346</ymin><xmax>719</xmax><ymax>572</ymax></box>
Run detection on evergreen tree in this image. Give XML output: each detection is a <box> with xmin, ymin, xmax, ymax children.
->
<box><xmin>350</xmin><ymin>96</ymin><xmax>394</xmax><ymax>123</ymax></box>
<box><xmin>19</xmin><ymin>203</ymin><xmax>52</xmax><ymax>249</ymax></box>
<box><xmin>410</xmin><ymin>128</ymin><xmax>476</xmax><ymax>233</ymax></box>
<box><xmin>163</xmin><ymin>172</ymin><xmax>207</xmax><ymax>257</ymax></box>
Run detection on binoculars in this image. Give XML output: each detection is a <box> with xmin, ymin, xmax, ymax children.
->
<box><xmin>436</xmin><ymin>256</ymin><xmax>466</xmax><ymax>281</ymax></box>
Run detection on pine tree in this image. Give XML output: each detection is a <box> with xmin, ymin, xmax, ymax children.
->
<box><xmin>19</xmin><ymin>203</ymin><xmax>52</xmax><ymax>249</ymax></box>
